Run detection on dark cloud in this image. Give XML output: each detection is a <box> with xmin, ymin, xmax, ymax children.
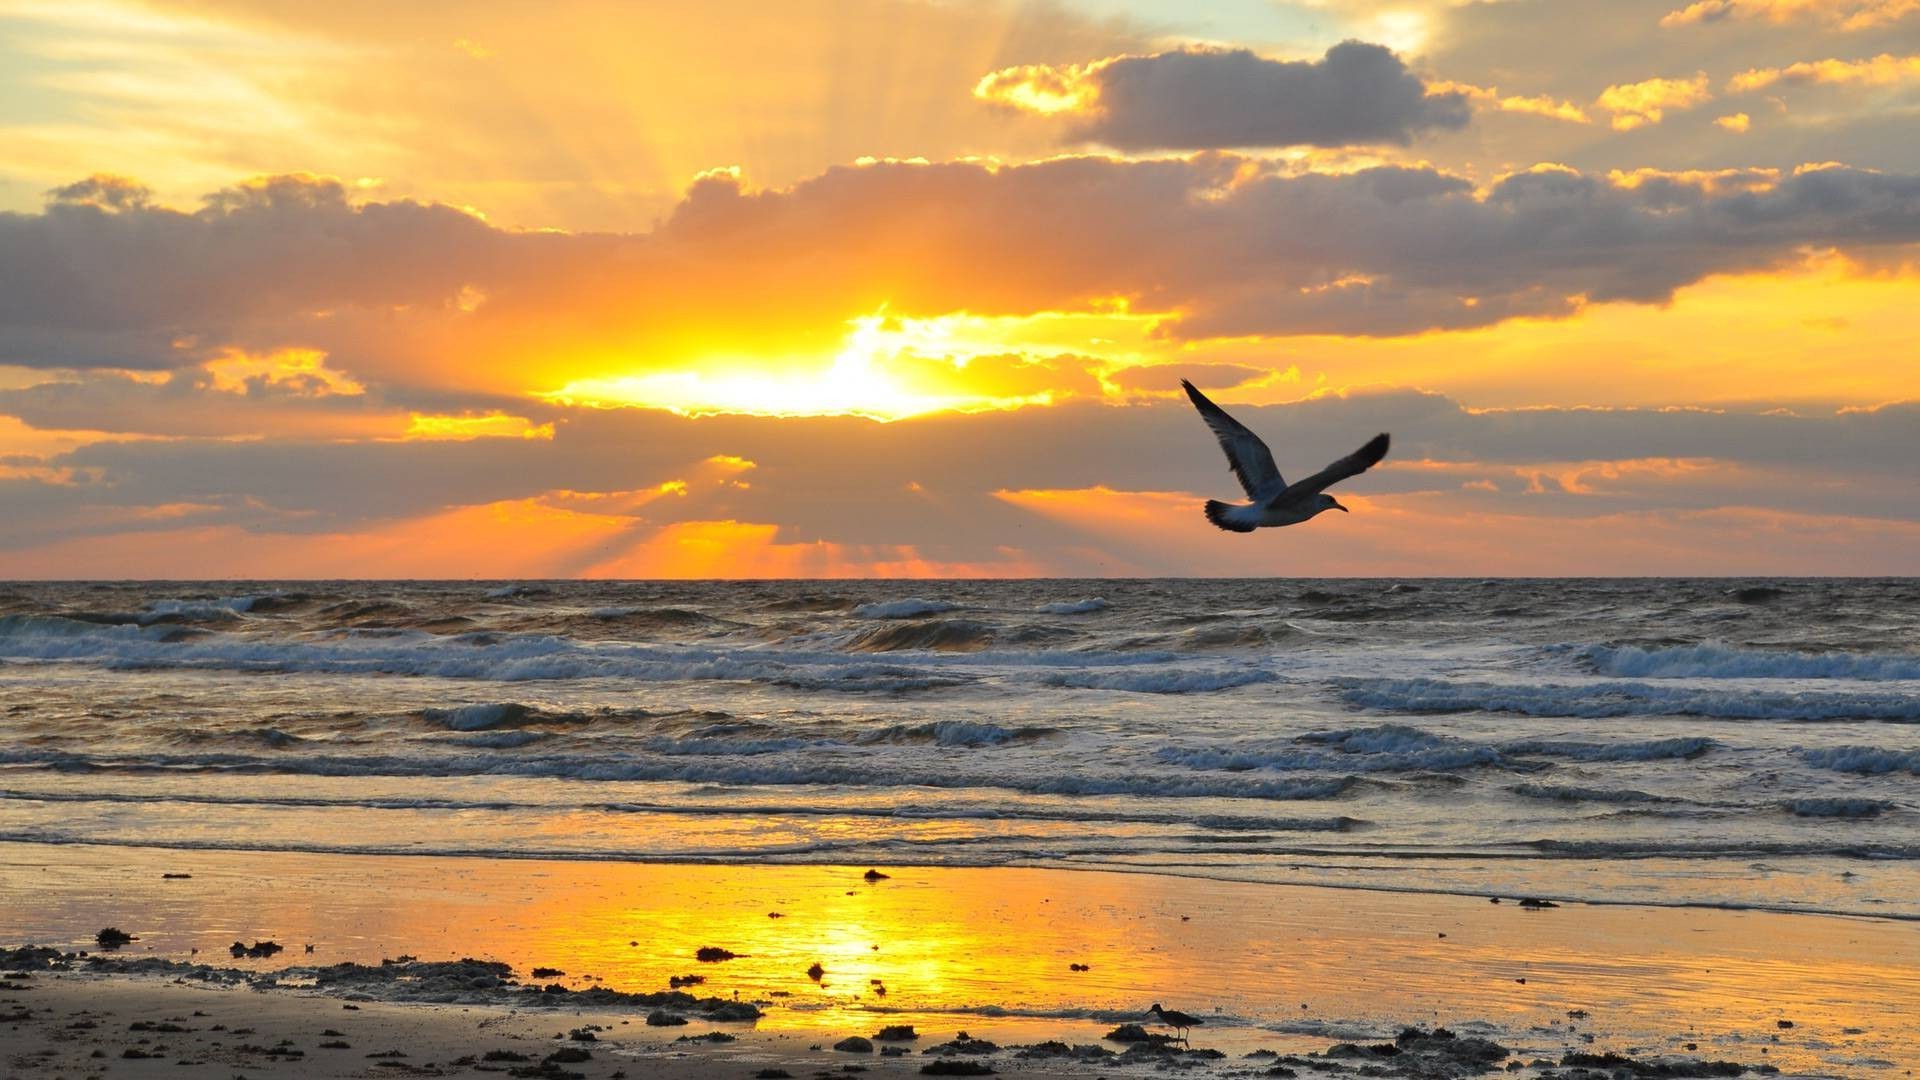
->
<box><xmin>978</xmin><ymin>42</ymin><xmax>1472</xmax><ymax>150</ymax></box>
<box><xmin>1106</xmin><ymin>363</ymin><xmax>1269</xmax><ymax>396</ymax></box>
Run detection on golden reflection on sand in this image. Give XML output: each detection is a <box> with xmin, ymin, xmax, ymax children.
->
<box><xmin>1</xmin><ymin>845</ymin><xmax>1915</xmax><ymax>1070</ymax></box>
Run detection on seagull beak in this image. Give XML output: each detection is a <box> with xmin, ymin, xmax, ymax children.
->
<box><xmin>1331</xmin><ymin>500</ymin><xmax>1349</xmax><ymax>513</ymax></box>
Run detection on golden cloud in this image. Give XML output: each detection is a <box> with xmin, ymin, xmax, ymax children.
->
<box><xmin>1729</xmin><ymin>52</ymin><xmax>1920</xmax><ymax>92</ymax></box>
<box><xmin>1661</xmin><ymin>0</ymin><xmax>1920</xmax><ymax>30</ymax></box>
<box><xmin>1595</xmin><ymin>73</ymin><xmax>1714</xmax><ymax>130</ymax></box>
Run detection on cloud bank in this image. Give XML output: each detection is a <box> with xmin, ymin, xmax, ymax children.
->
<box><xmin>975</xmin><ymin>42</ymin><xmax>1472</xmax><ymax>149</ymax></box>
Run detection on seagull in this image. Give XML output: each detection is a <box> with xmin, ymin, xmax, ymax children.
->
<box><xmin>1181</xmin><ymin>379</ymin><xmax>1389</xmax><ymax>533</ymax></box>
<box><xmin>1148</xmin><ymin>1002</ymin><xmax>1202</xmax><ymax>1043</ymax></box>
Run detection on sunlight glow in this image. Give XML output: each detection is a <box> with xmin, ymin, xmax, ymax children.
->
<box><xmin>402</xmin><ymin>412</ymin><xmax>554</xmax><ymax>440</ymax></box>
<box><xmin>541</xmin><ymin>310</ymin><xmax>1146</xmax><ymax>419</ymax></box>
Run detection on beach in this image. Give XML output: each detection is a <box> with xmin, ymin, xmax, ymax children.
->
<box><xmin>5</xmin><ymin>846</ymin><xmax>1917</xmax><ymax>1077</ymax></box>
<box><xmin>2</xmin><ymin>579</ymin><xmax>1917</xmax><ymax>1077</ymax></box>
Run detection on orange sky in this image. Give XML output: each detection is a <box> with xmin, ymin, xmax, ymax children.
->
<box><xmin>1</xmin><ymin>0</ymin><xmax>1917</xmax><ymax>577</ymax></box>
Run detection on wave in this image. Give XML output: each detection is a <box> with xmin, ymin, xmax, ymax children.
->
<box><xmin>169</xmin><ymin>726</ymin><xmax>306</xmax><ymax>749</ymax></box>
<box><xmin>1298</xmin><ymin>724</ymin><xmax>1452</xmax><ymax>754</ymax></box>
<box><xmin>1508</xmin><ymin>783</ymin><xmax>1671</xmax><ymax>804</ymax></box>
<box><xmin>1527</xmin><ymin>838</ymin><xmax>1920</xmax><ymax>860</ymax></box>
<box><xmin>1157</xmin><ymin>741</ymin><xmax>1501</xmax><ymax>774</ymax></box>
<box><xmin>143</xmin><ymin>596</ymin><xmax>260</xmax><ymax>622</ymax></box>
<box><xmin>1340</xmin><ymin>676</ymin><xmax>1920</xmax><ymax>721</ymax></box>
<box><xmin>1578</xmin><ymin>642</ymin><xmax>1920</xmax><ymax>681</ymax></box>
<box><xmin>1037</xmin><ymin>598</ymin><xmax>1109</xmax><ymax>615</ymax></box>
<box><xmin>853</xmin><ymin>599</ymin><xmax>962</xmax><ymax>619</ymax></box>
<box><xmin>845</xmin><ymin>619</ymin><xmax>994</xmax><ymax>653</ymax></box>
<box><xmin>1786</xmin><ymin>798</ymin><xmax>1895</xmax><ymax>819</ymax></box>
<box><xmin>1176</xmin><ymin>625</ymin><xmax>1294</xmax><ymax>650</ymax></box>
<box><xmin>855</xmin><ymin>720</ymin><xmax>1049</xmax><ymax>747</ymax></box>
<box><xmin>0</xmin><ymin>747</ymin><xmax>1363</xmax><ymax>802</ymax></box>
<box><xmin>0</xmin><ymin>788</ymin><xmax>1360</xmax><ymax>832</ymax></box>
<box><xmin>1804</xmin><ymin>747</ymin><xmax>1920</xmax><ymax>775</ymax></box>
<box><xmin>1503</xmin><ymin>736</ymin><xmax>1715</xmax><ymax>762</ymax></box>
<box><xmin>422</xmin><ymin>703</ymin><xmax>574</xmax><ymax>731</ymax></box>
<box><xmin>1038</xmin><ymin>668</ymin><xmax>1278</xmax><ymax>693</ymax></box>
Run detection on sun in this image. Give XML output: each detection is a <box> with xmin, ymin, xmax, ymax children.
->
<box><xmin>540</xmin><ymin>310</ymin><xmax>1113</xmax><ymax>420</ymax></box>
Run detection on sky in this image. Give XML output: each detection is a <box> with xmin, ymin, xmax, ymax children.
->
<box><xmin>1</xmin><ymin>0</ymin><xmax>1917</xmax><ymax>578</ymax></box>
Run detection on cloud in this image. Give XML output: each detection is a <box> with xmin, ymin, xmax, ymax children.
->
<box><xmin>1661</xmin><ymin>0</ymin><xmax>1920</xmax><ymax>31</ymax></box>
<box><xmin>1429</xmin><ymin>81</ymin><xmax>1593</xmax><ymax>124</ymax></box>
<box><xmin>5</xmin><ymin>391</ymin><xmax>1916</xmax><ymax>575</ymax></box>
<box><xmin>1716</xmin><ymin>111</ymin><xmax>1753</xmax><ymax>131</ymax></box>
<box><xmin>1729</xmin><ymin>52</ymin><xmax>1920</xmax><ymax>91</ymax></box>
<box><xmin>7</xmin><ymin>156</ymin><xmax>1920</xmax><ymax>392</ymax></box>
<box><xmin>1105</xmin><ymin>363</ymin><xmax>1271</xmax><ymax>397</ymax></box>
<box><xmin>974</xmin><ymin>42</ymin><xmax>1472</xmax><ymax>150</ymax></box>
<box><xmin>0</xmin><ymin>0</ymin><xmax>1157</xmax><ymax>233</ymax></box>
<box><xmin>1595</xmin><ymin>73</ymin><xmax>1714</xmax><ymax>129</ymax></box>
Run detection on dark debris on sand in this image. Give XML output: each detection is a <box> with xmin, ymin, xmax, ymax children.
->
<box><xmin>1555</xmin><ymin>1050</ymin><xmax>1778</xmax><ymax>1077</ymax></box>
<box><xmin>1104</xmin><ymin>1023</ymin><xmax>1183</xmax><ymax>1048</ymax></box>
<box><xmin>920</xmin><ymin>1061</ymin><xmax>994</xmax><ymax>1075</ymax></box>
<box><xmin>923</xmin><ymin>1033</ymin><xmax>998</xmax><ymax>1056</ymax></box>
<box><xmin>22</xmin><ymin>949</ymin><xmax>766</xmax><ymax>1021</ymax></box>
<box><xmin>1325</xmin><ymin>1027</ymin><xmax>1509</xmax><ymax>1076</ymax></box>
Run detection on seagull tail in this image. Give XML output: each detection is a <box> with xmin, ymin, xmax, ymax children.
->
<box><xmin>1204</xmin><ymin>500</ymin><xmax>1258</xmax><ymax>533</ymax></box>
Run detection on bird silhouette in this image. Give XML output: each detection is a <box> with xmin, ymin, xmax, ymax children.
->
<box><xmin>1181</xmin><ymin>380</ymin><xmax>1389</xmax><ymax>532</ymax></box>
<box><xmin>1149</xmin><ymin>1002</ymin><xmax>1203</xmax><ymax>1044</ymax></box>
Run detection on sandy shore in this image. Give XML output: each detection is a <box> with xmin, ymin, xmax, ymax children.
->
<box><xmin>0</xmin><ymin>958</ymin><xmax>1815</xmax><ymax>1080</ymax></box>
<box><xmin>2</xmin><ymin>843</ymin><xmax>1915</xmax><ymax>1077</ymax></box>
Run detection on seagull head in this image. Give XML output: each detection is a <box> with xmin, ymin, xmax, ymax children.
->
<box><xmin>1318</xmin><ymin>494</ymin><xmax>1349</xmax><ymax>514</ymax></box>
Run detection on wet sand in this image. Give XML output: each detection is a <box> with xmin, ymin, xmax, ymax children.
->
<box><xmin>2</xmin><ymin>843</ymin><xmax>1915</xmax><ymax>1077</ymax></box>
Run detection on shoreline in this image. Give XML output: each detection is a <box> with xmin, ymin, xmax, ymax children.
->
<box><xmin>2</xmin><ymin>843</ymin><xmax>1915</xmax><ymax>1075</ymax></box>
<box><xmin>2</xmin><ymin>833</ymin><xmax>1913</xmax><ymax>925</ymax></box>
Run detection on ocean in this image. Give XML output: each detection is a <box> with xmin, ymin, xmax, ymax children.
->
<box><xmin>2</xmin><ymin>578</ymin><xmax>1916</xmax><ymax>919</ymax></box>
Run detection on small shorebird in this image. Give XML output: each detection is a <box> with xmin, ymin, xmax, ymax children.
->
<box><xmin>1149</xmin><ymin>1002</ymin><xmax>1203</xmax><ymax>1043</ymax></box>
<box><xmin>1181</xmin><ymin>379</ymin><xmax>1389</xmax><ymax>532</ymax></box>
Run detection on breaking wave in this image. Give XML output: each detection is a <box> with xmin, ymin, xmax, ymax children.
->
<box><xmin>853</xmin><ymin>599</ymin><xmax>963</xmax><ymax>619</ymax></box>
<box><xmin>1804</xmin><ymin>747</ymin><xmax>1920</xmax><ymax>775</ymax></box>
<box><xmin>1578</xmin><ymin>642</ymin><xmax>1920</xmax><ymax>681</ymax></box>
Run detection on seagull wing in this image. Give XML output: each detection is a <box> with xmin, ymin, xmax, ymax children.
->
<box><xmin>1182</xmin><ymin>380</ymin><xmax>1284</xmax><ymax>500</ymax></box>
<box><xmin>1282</xmin><ymin>433</ymin><xmax>1391</xmax><ymax>499</ymax></box>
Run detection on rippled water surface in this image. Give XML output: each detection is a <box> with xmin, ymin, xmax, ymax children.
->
<box><xmin>1</xmin><ymin>578</ymin><xmax>1915</xmax><ymax>916</ymax></box>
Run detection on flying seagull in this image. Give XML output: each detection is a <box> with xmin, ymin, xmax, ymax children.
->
<box><xmin>1182</xmin><ymin>379</ymin><xmax>1389</xmax><ymax>533</ymax></box>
